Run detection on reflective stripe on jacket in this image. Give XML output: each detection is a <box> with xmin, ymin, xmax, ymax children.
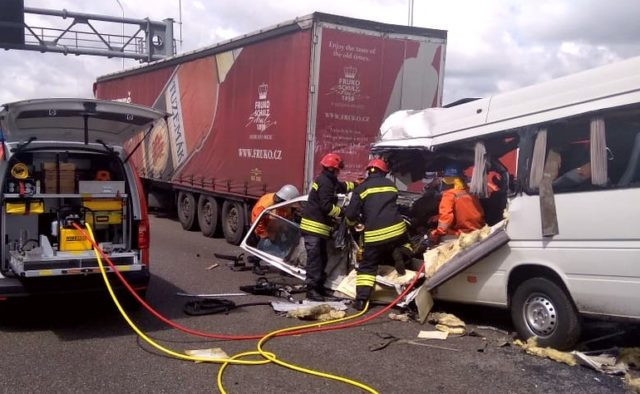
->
<box><xmin>437</xmin><ymin>188</ymin><xmax>485</xmax><ymax>234</ymax></box>
<box><xmin>344</xmin><ymin>172</ymin><xmax>407</xmax><ymax>245</ymax></box>
<box><xmin>301</xmin><ymin>170</ymin><xmax>354</xmax><ymax>238</ymax></box>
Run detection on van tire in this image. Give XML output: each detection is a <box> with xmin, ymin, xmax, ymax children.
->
<box><xmin>510</xmin><ymin>277</ymin><xmax>581</xmax><ymax>350</ymax></box>
<box><xmin>177</xmin><ymin>191</ymin><xmax>198</xmax><ymax>231</ymax></box>
<box><xmin>221</xmin><ymin>200</ymin><xmax>245</xmax><ymax>245</ymax></box>
<box><xmin>198</xmin><ymin>195</ymin><xmax>219</xmax><ymax>237</ymax></box>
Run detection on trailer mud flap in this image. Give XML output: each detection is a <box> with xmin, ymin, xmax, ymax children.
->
<box><xmin>426</xmin><ymin>229</ymin><xmax>510</xmax><ymax>291</ymax></box>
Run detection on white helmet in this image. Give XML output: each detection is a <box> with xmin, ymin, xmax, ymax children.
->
<box><xmin>275</xmin><ymin>184</ymin><xmax>300</xmax><ymax>201</ymax></box>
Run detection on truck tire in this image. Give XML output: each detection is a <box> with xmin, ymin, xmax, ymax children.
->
<box><xmin>221</xmin><ymin>200</ymin><xmax>246</xmax><ymax>245</ymax></box>
<box><xmin>197</xmin><ymin>195</ymin><xmax>219</xmax><ymax>237</ymax></box>
<box><xmin>177</xmin><ymin>191</ymin><xmax>199</xmax><ymax>231</ymax></box>
<box><xmin>510</xmin><ymin>277</ymin><xmax>581</xmax><ymax>350</ymax></box>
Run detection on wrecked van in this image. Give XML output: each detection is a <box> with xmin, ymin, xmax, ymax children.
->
<box><xmin>0</xmin><ymin>99</ymin><xmax>164</xmax><ymax>298</ymax></box>
<box><xmin>243</xmin><ymin>56</ymin><xmax>640</xmax><ymax>349</ymax></box>
<box><xmin>373</xmin><ymin>55</ymin><xmax>640</xmax><ymax>349</ymax></box>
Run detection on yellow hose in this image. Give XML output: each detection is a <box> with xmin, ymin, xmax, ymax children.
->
<box><xmin>87</xmin><ymin>223</ymin><xmax>273</xmax><ymax>366</ymax></box>
<box><xmin>10</xmin><ymin>162</ymin><xmax>29</xmax><ymax>179</ymax></box>
<box><xmin>87</xmin><ymin>222</ymin><xmax>377</xmax><ymax>393</ymax></box>
<box><xmin>218</xmin><ymin>303</ymin><xmax>378</xmax><ymax>394</ymax></box>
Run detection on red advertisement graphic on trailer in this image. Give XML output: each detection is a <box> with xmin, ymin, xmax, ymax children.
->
<box><xmin>314</xmin><ymin>27</ymin><xmax>444</xmax><ymax>180</ymax></box>
<box><xmin>174</xmin><ymin>30</ymin><xmax>311</xmax><ymax>196</ymax></box>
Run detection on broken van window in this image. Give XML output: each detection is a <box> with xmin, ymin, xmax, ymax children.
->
<box><xmin>246</xmin><ymin>208</ymin><xmax>302</xmax><ymax>263</ymax></box>
<box><xmin>602</xmin><ymin>105</ymin><xmax>640</xmax><ymax>188</ymax></box>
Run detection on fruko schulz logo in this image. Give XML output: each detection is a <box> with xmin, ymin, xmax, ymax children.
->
<box><xmin>246</xmin><ymin>83</ymin><xmax>276</xmax><ymax>138</ymax></box>
<box><xmin>144</xmin><ymin>121</ymin><xmax>170</xmax><ymax>177</ymax></box>
<box><xmin>329</xmin><ymin>66</ymin><xmax>367</xmax><ymax>102</ymax></box>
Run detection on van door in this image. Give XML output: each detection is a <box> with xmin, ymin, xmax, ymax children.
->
<box><xmin>0</xmin><ymin>98</ymin><xmax>164</xmax><ymax>146</ymax></box>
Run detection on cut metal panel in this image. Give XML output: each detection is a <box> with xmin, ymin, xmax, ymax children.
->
<box><xmin>426</xmin><ymin>229</ymin><xmax>510</xmax><ymax>291</ymax></box>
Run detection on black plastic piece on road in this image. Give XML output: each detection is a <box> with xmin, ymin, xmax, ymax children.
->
<box><xmin>183</xmin><ymin>298</ymin><xmax>271</xmax><ymax>315</ymax></box>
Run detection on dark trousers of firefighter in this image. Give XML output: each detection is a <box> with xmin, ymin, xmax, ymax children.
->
<box><xmin>357</xmin><ymin>240</ymin><xmax>400</xmax><ymax>301</ymax></box>
<box><xmin>304</xmin><ymin>235</ymin><xmax>327</xmax><ymax>290</ymax></box>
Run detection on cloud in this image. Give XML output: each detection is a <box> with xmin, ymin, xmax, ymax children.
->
<box><xmin>1</xmin><ymin>0</ymin><xmax>639</xmax><ymax>106</ymax></box>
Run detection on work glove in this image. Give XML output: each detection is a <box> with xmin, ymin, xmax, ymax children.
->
<box><xmin>429</xmin><ymin>228</ymin><xmax>445</xmax><ymax>244</ymax></box>
<box><xmin>392</xmin><ymin>246</ymin><xmax>412</xmax><ymax>276</ymax></box>
<box><xmin>394</xmin><ymin>257</ymin><xmax>406</xmax><ymax>275</ymax></box>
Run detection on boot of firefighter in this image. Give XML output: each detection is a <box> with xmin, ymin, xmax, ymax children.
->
<box><xmin>353</xmin><ymin>285</ymin><xmax>372</xmax><ymax>311</ymax></box>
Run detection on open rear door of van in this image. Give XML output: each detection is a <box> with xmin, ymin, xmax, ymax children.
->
<box><xmin>0</xmin><ymin>98</ymin><xmax>165</xmax><ymax>147</ymax></box>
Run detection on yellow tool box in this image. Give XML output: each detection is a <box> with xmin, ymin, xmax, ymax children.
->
<box><xmin>82</xmin><ymin>199</ymin><xmax>123</xmax><ymax>225</ymax></box>
<box><xmin>59</xmin><ymin>228</ymin><xmax>92</xmax><ymax>251</ymax></box>
<box><xmin>5</xmin><ymin>200</ymin><xmax>44</xmax><ymax>215</ymax></box>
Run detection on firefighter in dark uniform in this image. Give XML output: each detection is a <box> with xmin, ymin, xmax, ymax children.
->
<box><xmin>301</xmin><ymin>152</ymin><xmax>355</xmax><ymax>301</ymax></box>
<box><xmin>344</xmin><ymin>158</ymin><xmax>412</xmax><ymax>310</ymax></box>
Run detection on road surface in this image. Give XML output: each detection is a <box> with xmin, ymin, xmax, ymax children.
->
<box><xmin>0</xmin><ymin>214</ymin><xmax>630</xmax><ymax>393</ymax></box>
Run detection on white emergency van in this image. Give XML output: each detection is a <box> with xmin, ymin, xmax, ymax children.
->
<box><xmin>0</xmin><ymin>99</ymin><xmax>163</xmax><ymax>298</ymax></box>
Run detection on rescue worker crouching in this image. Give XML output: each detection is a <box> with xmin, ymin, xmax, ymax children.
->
<box><xmin>301</xmin><ymin>153</ymin><xmax>356</xmax><ymax>301</ymax></box>
<box><xmin>430</xmin><ymin>164</ymin><xmax>485</xmax><ymax>243</ymax></box>
<box><xmin>344</xmin><ymin>158</ymin><xmax>413</xmax><ymax>311</ymax></box>
<box><xmin>250</xmin><ymin>184</ymin><xmax>300</xmax><ymax>258</ymax></box>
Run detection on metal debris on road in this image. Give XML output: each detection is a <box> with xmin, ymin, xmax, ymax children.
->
<box><xmin>475</xmin><ymin>325</ymin><xmax>510</xmax><ymax>335</ymax></box>
<box><xmin>370</xmin><ymin>332</ymin><xmax>461</xmax><ymax>352</ymax></box>
<box><xmin>573</xmin><ymin>350</ymin><xmax>628</xmax><ymax>375</ymax></box>
<box><xmin>271</xmin><ymin>300</ymin><xmax>348</xmax><ymax>313</ymax></box>
<box><xmin>206</xmin><ymin>263</ymin><xmax>219</xmax><ymax>270</ymax></box>
<box><xmin>576</xmin><ymin>330</ymin><xmax>625</xmax><ymax>349</ymax></box>
<box><xmin>176</xmin><ymin>292</ymin><xmax>248</xmax><ymax>297</ymax></box>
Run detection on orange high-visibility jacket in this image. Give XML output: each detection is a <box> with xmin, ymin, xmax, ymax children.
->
<box><xmin>437</xmin><ymin>188</ymin><xmax>485</xmax><ymax>234</ymax></box>
<box><xmin>251</xmin><ymin>193</ymin><xmax>292</xmax><ymax>238</ymax></box>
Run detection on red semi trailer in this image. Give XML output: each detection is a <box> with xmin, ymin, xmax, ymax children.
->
<box><xmin>94</xmin><ymin>12</ymin><xmax>447</xmax><ymax>244</ymax></box>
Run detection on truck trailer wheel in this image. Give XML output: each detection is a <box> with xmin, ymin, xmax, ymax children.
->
<box><xmin>197</xmin><ymin>195</ymin><xmax>219</xmax><ymax>237</ymax></box>
<box><xmin>510</xmin><ymin>277</ymin><xmax>581</xmax><ymax>350</ymax></box>
<box><xmin>221</xmin><ymin>200</ymin><xmax>246</xmax><ymax>245</ymax></box>
<box><xmin>177</xmin><ymin>191</ymin><xmax>199</xmax><ymax>231</ymax></box>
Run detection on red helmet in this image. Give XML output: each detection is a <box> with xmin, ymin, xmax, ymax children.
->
<box><xmin>367</xmin><ymin>158</ymin><xmax>388</xmax><ymax>173</ymax></box>
<box><xmin>320</xmin><ymin>153</ymin><xmax>344</xmax><ymax>170</ymax></box>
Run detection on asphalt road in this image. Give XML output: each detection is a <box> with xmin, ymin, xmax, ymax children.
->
<box><xmin>0</xmin><ymin>214</ymin><xmax>632</xmax><ymax>393</ymax></box>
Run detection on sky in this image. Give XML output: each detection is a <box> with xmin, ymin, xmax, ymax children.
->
<box><xmin>1</xmin><ymin>0</ymin><xmax>640</xmax><ymax>105</ymax></box>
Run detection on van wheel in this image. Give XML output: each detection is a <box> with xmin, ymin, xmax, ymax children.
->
<box><xmin>177</xmin><ymin>191</ymin><xmax>199</xmax><ymax>231</ymax></box>
<box><xmin>510</xmin><ymin>277</ymin><xmax>581</xmax><ymax>350</ymax></box>
<box><xmin>198</xmin><ymin>195</ymin><xmax>219</xmax><ymax>237</ymax></box>
<box><xmin>221</xmin><ymin>200</ymin><xmax>246</xmax><ymax>245</ymax></box>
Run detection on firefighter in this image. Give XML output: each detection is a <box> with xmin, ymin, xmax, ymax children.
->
<box><xmin>430</xmin><ymin>164</ymin><xmax>485</xmax><ymax>243</ymax></box>
<box><xmin>344</xmin><ymin>158</ymin><xmax>412</xmax><ymax>311</ymax></box>
<box><xmin>250</xmin><ymin>184</ymin><xmax>300</xmax><ymax>257</ymax></box>
<box><xmin>301</xmin><ymin>153</ymin><xmax>355</xmax><ymax>301</ymax></box>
